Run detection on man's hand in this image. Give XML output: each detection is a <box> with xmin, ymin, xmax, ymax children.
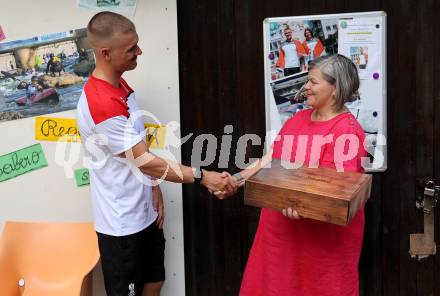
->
<box><xmin>152</xmin><ymin>185</ymin><xmax>164</xmax><ymax>229</ymax></box>
<box><xmin>201</xmin><ymin>170</ymin><xmax>237</xmax><ymax>195</ymax></box>
<box><xmin>213</xmin><ymin>172</ymin><xmax>243</xmax><ymax>199</ymax></box>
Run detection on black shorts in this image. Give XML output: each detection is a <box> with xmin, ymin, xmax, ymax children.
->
<box><xmin>97</xmin><ymin>222</ymin><xmax>166</xmax><ymax>296</ymax></box>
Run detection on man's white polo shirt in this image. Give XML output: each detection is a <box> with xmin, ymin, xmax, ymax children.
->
<box><xmin>281</xmin><ymin>42</ymin><xmax>301</xmax><ymax>68</ymax></box>
<box><xmin>76</xmin><ymin>75</ymin><xmax>157</xmax><ymax>236</ymax></box>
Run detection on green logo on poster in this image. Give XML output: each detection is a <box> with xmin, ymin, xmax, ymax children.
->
<box><xmin>340</xmin><ymin>21</ymin><xmax>347</xmax><ymax>29</ymax></box>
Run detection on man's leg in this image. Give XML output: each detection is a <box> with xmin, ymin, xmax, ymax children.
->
<box><xmin>97</xmin><ymin>231</ymin><xmax>144</xmax><ymax>296</ymax></box>
<box><xmin>142</xmin><ymin>221</ymin><xmax>166</xmax><ymax>296</ymax></box>
<box><xmin>142</xmin><ymin>281</ymin><xmax>164</xmax><ymax>296</ymax></box>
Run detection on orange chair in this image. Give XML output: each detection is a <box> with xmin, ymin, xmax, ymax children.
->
<box><xmin>0</xmin><ymin>221</ymin><xmax>100</xmax><ymax>296</ymax></box>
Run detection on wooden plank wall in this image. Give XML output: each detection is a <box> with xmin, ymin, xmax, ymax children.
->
<box><xmin>177</xmin><ymin>0</ymin><xmax>440</xmax><ymax>295</ymax></box>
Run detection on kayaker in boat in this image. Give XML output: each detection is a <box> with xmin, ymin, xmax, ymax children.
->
<box><xmin>25</xmin><ymin>76</ymin><xmax>44</xmax><ymax>105</ymax></box>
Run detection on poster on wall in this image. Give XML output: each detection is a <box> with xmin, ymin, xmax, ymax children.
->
<box><xmin>0</xmin><ymin>28</ymin><xmax>95</xmax><ymax>123</ymax></box>
<box><xmin>77</xmin><ymin>0</ymin><xmax>138</xmax><ymax>17</ymax></box>
<box><xmin>338</xmin><ymin>18</ymin><xmax>382</xmax><ymax>80</ymax></box>
<box><xmin>264</xmin><ymin>12</ymin><xmax>387</xmax><ymax>171</ymax></box>
<box><xmin>267</xmin><ymin>17</ymin><xmax>339</xmax><ymax>131</ymax></box>
<box><xmin>0</xmin><ymin>25</ymin><xmax>5</xmax><ymax>42</ymax></box>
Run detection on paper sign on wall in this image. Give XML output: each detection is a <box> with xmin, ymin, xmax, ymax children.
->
<box><xmin>0</xmin><ymin>25</ymin><xmax>5</xmax><ymax>41</ymax></box>
<box><xmin>77</xmin><ymin>0</ymin><xmax>138</xmax><ymax>17</ymax></box>
<box><xmin>338</xmin><ymin>17</ymin><xmax>382</xmax><ymax>80</ymax></box>
<box><xmin>35</xmin><ymin>117</ymin><xmax>80</xmax><ymax>142</ymax></box>
<box><xmin>35</xmin><ymin>117</ymin><xmax>166</xmax><ymax>148</ymax></box>
<box><xmin>74</xmin><ymin>168</ymin><xmax>90</xmax><ymax>187</ymax></box>
<box><xmin>144</xmin><ymin>123</ymin><xmax>167</xmax><ymax>149</ymax></box>
<box><xmin>0</xmin><ymin>143</ymin><xmax>48</xmax><ymax>182</ymax></box>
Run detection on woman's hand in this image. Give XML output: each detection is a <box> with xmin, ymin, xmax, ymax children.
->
<box><xmin>152</xmin><ymin>185</ymin><xmax>164</xmax><ymax>229</ymax></box>
<box><xmin>202</xmin><ymin>170</ymin><xmax>237</xmax><ymax>194</ymax></box>
<box><xmin>282</xmin><ymin>207</ymin><xmax>301</xmax><ymax>220</ymax></box>
<box><xmin>213</xmin><ymin>153</ymin><xmax>273</xmax><ymax>200</ymax></box>
<box><xmin>212</xmin><ymin>172</ymin><xmax>240</xmax><ymax>199</ymax></box>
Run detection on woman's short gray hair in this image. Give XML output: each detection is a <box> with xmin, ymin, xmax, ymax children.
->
<box><xmin>308</xmin><ymin>54</ymin><xmax>360</xmax><ymax>111</ymax></box>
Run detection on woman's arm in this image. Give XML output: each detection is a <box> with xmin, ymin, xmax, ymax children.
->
<box><xmin>214</xmin><ymin>150</ymin><xmax>273</xmax><ymax>199</ymax></box>
<box><xmin>236</xmin><ymin>152</ymin><xmax>273</xmax><ymax>184</ymax></box>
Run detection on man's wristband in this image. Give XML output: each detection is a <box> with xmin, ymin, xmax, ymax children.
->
<box><xmin>193</xmin><ymin>167</ymin><xmax>204</xmax><ymax>184</ymax></box>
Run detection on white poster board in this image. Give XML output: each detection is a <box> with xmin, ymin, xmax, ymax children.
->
<box><xmin>263</xmin><ymin>11</ymin><xmax>387</xmax><ymax>172</ymax></box>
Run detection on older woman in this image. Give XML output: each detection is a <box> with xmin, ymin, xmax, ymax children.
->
<box><xmin>218</xmin><ymin>54</ymin><xmax>366</xmax><ymax>296</ymax></box>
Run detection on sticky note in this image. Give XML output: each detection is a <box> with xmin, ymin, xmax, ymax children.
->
<box><xmin>35</xmin><ymin>117</ymin><xmax>80</xmax><ymax>142</ymax></box>
<box><xmin>74</xmin><ymin>168</ymin><xmax>90</xmax><ymax>187</ymax></box>
<box><xmin>0</xmin><ymin>143</ymin><xmax>48</xmax><ymax>182</ymax></box>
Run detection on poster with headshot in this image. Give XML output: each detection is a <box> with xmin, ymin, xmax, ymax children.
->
<box><xmin>268</xmin><ymin>19</ymin><xmax>337</xmax><ymax>81</ymax></box>
<box><xmin>267</xmin><ymin>18</ymin><xmax>338</xmax><ymax>126</ymax></box>
<box><xmin>0</xmin><ymin>28</ymin><xmax>95</xmax><ymax>123</ymax></box>
<box><xmin>264</xmin><ymin>12</ymin><xmax>387</xmax><ymax>171</ymax></box>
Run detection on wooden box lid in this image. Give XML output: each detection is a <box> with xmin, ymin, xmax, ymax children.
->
<box><xmin>244</xmin><ymin>159</ymin><xmax>372</xmax><ymax>225</ymax></box>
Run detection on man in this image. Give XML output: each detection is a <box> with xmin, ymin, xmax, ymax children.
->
<box><xmin>359</xmin><ymin>47</ymin><xmax>368</xmax><ymax>69</ymax></box>
<box><xmin>78</xmin><ymin>48</ymin><xmax>89</xmax><ymax>62</ymax></box>
<box><xmin>45</xmin><ymin>53</ymin><xmax>64</xmax><ymax>76</ymax></box>
<box><xmin>276</xmin><ymin>26</ymin><xmax>307</xmax><ymax>76</ymax></box>
<box><xmin>76</xmin><ymin>12</ymin><xmax>236</xmax><ymax>296</ymax></box>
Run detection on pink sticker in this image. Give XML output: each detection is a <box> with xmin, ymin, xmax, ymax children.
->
<box><xmin>0</xmin><ymin>25</ymin><xmax>5</xmax><ymax>41</ymax></box>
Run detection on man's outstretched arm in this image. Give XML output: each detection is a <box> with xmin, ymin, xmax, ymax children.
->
<box><xmin>122</xmin><ymin>140</ymin><xmax>237</xmax><ymax>193</ymax></box>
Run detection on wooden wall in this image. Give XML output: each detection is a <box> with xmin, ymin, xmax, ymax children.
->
<box><xmin>177</xmin><ymin>0</ymin><xmax>440</xmax><ymax>295</ymax></box>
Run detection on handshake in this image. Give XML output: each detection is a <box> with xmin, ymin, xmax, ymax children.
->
<box><xmin>198</xmin><ymin>169</ymin><xmax>245</xmax><ymax>199</ymax></box>
<box><xmin>196</xmin><ymin>168</ymin><xmax>301</xmax><ymax>219</ymax></box>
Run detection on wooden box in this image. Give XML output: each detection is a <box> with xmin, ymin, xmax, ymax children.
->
<box><xmin>244</xmin><ymin>159</ymin><xmax>372</xmax><ymax>225</ymax></box>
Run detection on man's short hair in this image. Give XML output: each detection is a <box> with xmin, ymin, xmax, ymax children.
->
<box><xmin>87</xmin><ymin>11</ymin><xmax>136</xmax><ymax>47</ymax></box>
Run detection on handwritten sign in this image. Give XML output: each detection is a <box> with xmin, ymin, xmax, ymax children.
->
<box><xmin>35</xmin><ymin>117</ymin><xmax>167</xmax><ymax>148</ymax></box>
<box><xmin>0</xmin><ymin>143</ymin><xmax>48</xmax><ymax>182</ymax></box>
<box><xmin>144</xmin><ymin>123</ymin><xmax>167</xmax><ymax>149</ymax></box>
<box><xmin>35</xmin><ymin>117</ymin><xmax>80</xmax><ymax>142</ymax></box>
<box><xmin>74</xmin><ymin>168</ymin><xmax>90</xmax><ymax>187</ymax></box>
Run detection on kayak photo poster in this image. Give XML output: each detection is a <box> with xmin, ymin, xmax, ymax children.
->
<box><xmin>0</xmin><ymin>28</ymin><xmax>95</xmax><ymax>123</ymax></box>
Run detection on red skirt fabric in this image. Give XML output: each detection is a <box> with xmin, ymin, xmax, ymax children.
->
<box><xmin>239</xmin><ymin>208</ymin><xmax>364</xmax><ymax>296</ymax></box>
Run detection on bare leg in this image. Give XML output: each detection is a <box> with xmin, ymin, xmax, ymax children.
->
<box><xmin>142</xmin><ymin>281</ymin><xmax>164</xmax><ymax>296</ymax></box>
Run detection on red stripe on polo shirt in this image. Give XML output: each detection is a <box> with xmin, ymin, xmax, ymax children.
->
<box><xmin>120</xmin><ymin>77</ymin><xmax>134</xmax><ymax>95</ymax></box>
<box><xmin>84</xmin><ymin>75</ymin><xmax>132</xmax><ymax>125</ymax></box>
